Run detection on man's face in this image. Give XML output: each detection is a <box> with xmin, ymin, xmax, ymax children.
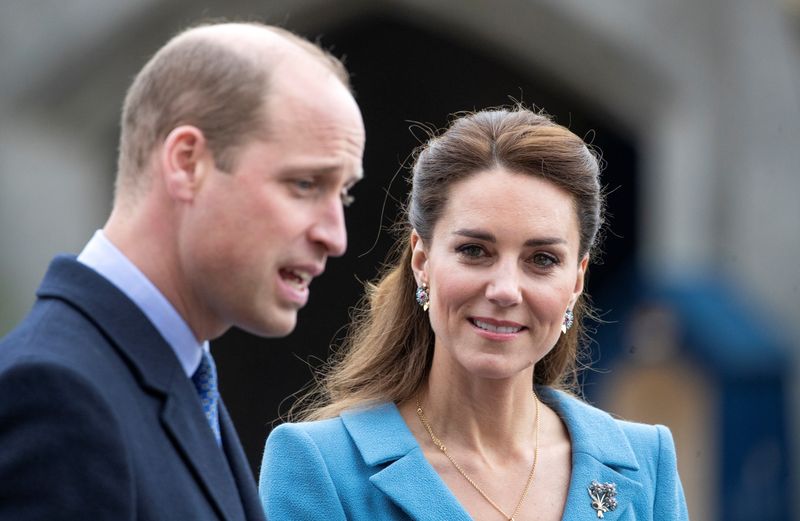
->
<box><xmin>182</xmin><ymin>70</ymin><xmax>365</xmax><ymax>339</ymax></box>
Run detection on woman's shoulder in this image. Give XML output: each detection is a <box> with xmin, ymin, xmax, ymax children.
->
<box><xmin>269</xmin><ymin>414</ymin><xmax>346</xmax><ymax>439</ymax></box>
<box><xmin>263</xmin><ymin>400</ymin><xmax>410</xmax><ymax>486</ymax></box>
<box><xmin>267</xmin><ymin>401</ymin><xmax>401</xmax><ymax>447</ymax></box>
<box><xmin>538</xmin><ymin>386</ymin><xmax>676</xmax><ymax>461</ymax></box>
<box><xmin>540</xmin><ymin>387</ymin><xmax>687</xmax><ymax>518</ymax></box>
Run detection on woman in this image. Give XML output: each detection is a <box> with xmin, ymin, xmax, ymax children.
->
<box><xmin>259</xmin><ymin>107</ymin><xmax>688</xmax><ymax>520</ymax></box>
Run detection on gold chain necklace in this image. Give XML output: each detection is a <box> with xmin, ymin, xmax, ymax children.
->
<box><xmin>415</xmin><ymin>393</ymin><xmax>540</xmax><ymax>521</ymax></box>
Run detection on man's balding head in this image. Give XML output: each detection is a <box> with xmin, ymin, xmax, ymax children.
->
<box><xmin>115</xmin><ymin>22</ymin><xmax>350</xmax><ymax>203</ymax></box>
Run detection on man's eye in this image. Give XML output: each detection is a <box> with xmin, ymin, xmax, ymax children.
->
<box><xmin>295</xmin><ymin>179</ymin><xmax>316</xmax><ymax>191</ymax></box>
<box><xmin>341</xmin><ymin>191</ymin><xmax>355</xmax><ymax>207</ymax></box>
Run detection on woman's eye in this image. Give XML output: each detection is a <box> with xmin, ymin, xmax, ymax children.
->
<box><xmin>456</xmin><ymin>244</ymin><xmax>486</xmax><ymax>258</ymax></box>
<box><xmin>532</xmin><ymin>253</ymin><xmax>558</xmax><ymax>267</ymax></box>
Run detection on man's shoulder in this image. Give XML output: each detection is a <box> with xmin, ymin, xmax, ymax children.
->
<box><xmin>0</xmin><ymin>263</ymin><xmax>139</xmax><ymax>401</ymax></box>
<box><xmin>1</xmin><ymin>291</ymin><xmax>104</xmax><ymax>366</ymax></box>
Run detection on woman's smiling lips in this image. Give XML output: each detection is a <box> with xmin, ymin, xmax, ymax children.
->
<box><xmin>468</xmin><ymin>316</ymin><xmax>527</xmax><ymax>340</ymax></box>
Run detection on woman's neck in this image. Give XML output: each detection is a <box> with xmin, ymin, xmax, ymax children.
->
<box><xmin>409</xmin><ymin>362</ymin><xmax>540</xmax><ymax>459</ymax></box>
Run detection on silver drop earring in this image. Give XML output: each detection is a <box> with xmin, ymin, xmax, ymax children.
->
<box><xmin>561</xmin><ymin>309</ymin><xmax>574</xmax><ymax>334</ymax></box>
<box><xmin>415</xmin><ymin>283</ymin><xmax>430</xmax><ymax>312</ymax></box>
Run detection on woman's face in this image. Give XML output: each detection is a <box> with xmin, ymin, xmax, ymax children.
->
<box><xmin>412</xmin><ymin>167</ymin><xmax>588</xmax><ymax>381</ymax></box>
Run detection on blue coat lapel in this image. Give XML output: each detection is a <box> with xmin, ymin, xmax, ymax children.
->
<box><xmin>538</xmin><ymin>387</ymin><xmax>643</xmax><ymax>520</ymax></box>
<box><xmin>342</xmin><ymin>403</ymin><xmax>472</xmax><ymax>521</ymax></box>
<box><xmin>38</xmin><ymin>256</ymin><xmax>250</xmax><ymax>521</ymax></box>
<box><xmin>340</xmin><ymin>389</ymin><xmax>655</xmax><ymax>521</ymax></box>
<box><xmin>564</xmin><ymin>453</ymin><xmax>642</xmax><ymax>520</ymax></box>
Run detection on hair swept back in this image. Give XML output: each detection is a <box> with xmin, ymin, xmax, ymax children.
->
<box><xmin>292</xmin><ymin>105</ymin><xmax>605</xmax><ymax>421</ymax></box>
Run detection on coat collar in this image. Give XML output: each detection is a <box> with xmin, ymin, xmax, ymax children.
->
<box><xmin>37</xmin><ymin>255</ymin><xmax>179</xmax><ymax>394</ymax></box>
<box><xmin>536</xmin><ymin>386</ymin><xmax>639</xmax><ymax>471</ymax></box>
<box><xmin>341</xmin><ymin>403</ymin><xmax>472</xmax><ymax>520</ymax></box>
<box><xmin>341</xmin><ymin>389</ymin><xmax>644</xmax><ymax>520</ymax></box>
<box><xmin>37</xmin><ymin>255</ymin><xmax>255</xmax><ymax>521</ymax></box>
<box><xmin>537</xmin><ymin>387</ymin><xmax>643</xmax><ymax>520</ymax></box>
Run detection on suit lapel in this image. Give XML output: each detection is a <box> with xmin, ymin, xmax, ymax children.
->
<box><xmin>160</xmin><ymin>383</ymin><xmax>247</xmax><ymax>521</ymax></box>
<box><xmin>341</xmin><ymin>403</ymin><xmax>472</xmax><ymax>521</ymax></box>
<box><xmin>38</xmin><ymin>256</ymin><xmax>247</xmax><ymax>521</ymax></box>
<box><xmin>219</xmin><ymin>402</ymin><xmax>266</xmax><ymax>521</ymax></box>
<box><xmin>538</xmin><ymin>387</ymin><xmax>644</xmax><ymax>520</ymax></box>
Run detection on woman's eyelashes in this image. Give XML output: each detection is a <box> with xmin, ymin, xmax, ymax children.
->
<box><xmin>454</xmin><ymin>243</ymin><xmax>562</xmax><ymax>270</ymax></box>
<box><xmin>455</xmin><ymin>243</ymin><xmax>487</xmax><ymax>259</ymax></box>
<box><xmin>529</xmin><ymin>252</ymin><xmax>560</xmax><ymax>268</ymax></box>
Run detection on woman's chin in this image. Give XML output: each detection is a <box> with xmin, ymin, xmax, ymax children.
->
<box><xmin>461</xmin><ymin>357</ymin><xmax>534</xmax><ymax>381</ymax></box>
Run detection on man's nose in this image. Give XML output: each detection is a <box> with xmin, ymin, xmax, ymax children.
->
<box><xmin>309</xmin><ymin>199</ymin><xmax>347</xmax><ymax>257</ymax></box>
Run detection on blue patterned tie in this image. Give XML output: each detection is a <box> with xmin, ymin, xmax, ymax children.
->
<box><xmin>192</xmin><ymin>350</ymin><xmax>221</xmax><ymax>446</ymax></box>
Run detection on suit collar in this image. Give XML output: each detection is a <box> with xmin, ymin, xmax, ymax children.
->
<box><xmin>37</xmin><ymin>255</ymin><xmax>180</xmax><ymax>395</ymax></box>
<box><xmin>77</xmin><ymin>230</ymin><xmax>203</xmax><ymax>377</ymax></box>
<box><xmin>38</xmin><ymin>256</ymin><xmax>258</xmax><ymax>521</ymax></box>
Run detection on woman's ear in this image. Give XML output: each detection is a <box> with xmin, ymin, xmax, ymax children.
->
<box><xmin>570</xmin><ymin>254</ymin><xmax>590</xmax><ymax>306</ymax></box>
<box><xmin>410</xmin><ymin>230</ymin><xmax>429</xmax><ymax>286</ymax></box>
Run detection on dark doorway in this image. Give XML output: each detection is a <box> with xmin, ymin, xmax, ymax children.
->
<box><xmin>213</xmin><ymin>13</ymin><xmax>638</xmax><ymax>476</ymax></box>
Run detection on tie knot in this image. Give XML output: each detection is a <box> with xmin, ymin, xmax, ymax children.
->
<box><xmin>192</xmin><ymin>350</ymin><xmax>221</xmax><ymax>445</ymax></box>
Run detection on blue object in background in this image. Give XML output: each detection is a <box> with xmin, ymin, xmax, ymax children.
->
<box><xmin>588</xmin><ymin>268</ymin><xmax>793</xmax><ymax>521</ymax></box>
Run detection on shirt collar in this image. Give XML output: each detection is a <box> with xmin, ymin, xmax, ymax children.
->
<box><xmin>77</xmin><ymin>229</ymin><xmax>206</xmax><ymax>376</ymax></box>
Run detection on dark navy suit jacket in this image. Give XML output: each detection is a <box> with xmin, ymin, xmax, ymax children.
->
<box><xmin>0</xmin><ymin>256</ymin><xmax>266</xmax><ymax>521</ymax></box>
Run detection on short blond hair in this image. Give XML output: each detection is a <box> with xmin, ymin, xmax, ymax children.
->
<box><xmin>115</xmin><ymin>22</ymin><xmax>350</xmax><ymax>200</ymax></box>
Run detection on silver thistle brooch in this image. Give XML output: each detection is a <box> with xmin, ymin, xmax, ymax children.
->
<box><xmin>588</xmin><ymin>481</ymin><xmax>618</xmax><ymax>518</ymax></box>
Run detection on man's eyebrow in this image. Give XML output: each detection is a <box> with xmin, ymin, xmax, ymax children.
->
<box><xmin>283</xmin><ymin>165</ymin><xmax>364</xmax><ymax>183</ymax></box>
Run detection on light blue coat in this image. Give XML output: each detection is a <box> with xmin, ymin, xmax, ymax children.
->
<box><xmin>259</xmin><ymin>387</ymin><xmax>688</xmax><ymax>520</ymax></box>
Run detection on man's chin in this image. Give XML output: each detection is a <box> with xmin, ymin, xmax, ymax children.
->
<box><xmin>242</xmin><ymin>312</ymin><xmax>298</xmax><ymax>338</ymax></box>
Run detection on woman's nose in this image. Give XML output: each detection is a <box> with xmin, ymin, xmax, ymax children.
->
<box><xmin>485</xmin><ymin>260</ymin><xmax>522</xmax><ymax>307</ymax></box>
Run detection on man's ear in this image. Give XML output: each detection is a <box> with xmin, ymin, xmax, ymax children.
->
<box><xmin>160</xmin><ymin>125</ymin><xmax>211</xmax><ymax>201</ymax></box>
<box><xmin>410</xmin><ymin>229</ymin><xmax>429</xmax><ymax>286</ymax></box>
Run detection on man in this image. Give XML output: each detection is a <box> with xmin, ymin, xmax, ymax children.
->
<box><xmin>0</xmin><ymin>22</ymin><xmax>365</xmax><ymax>520</ymax></box>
